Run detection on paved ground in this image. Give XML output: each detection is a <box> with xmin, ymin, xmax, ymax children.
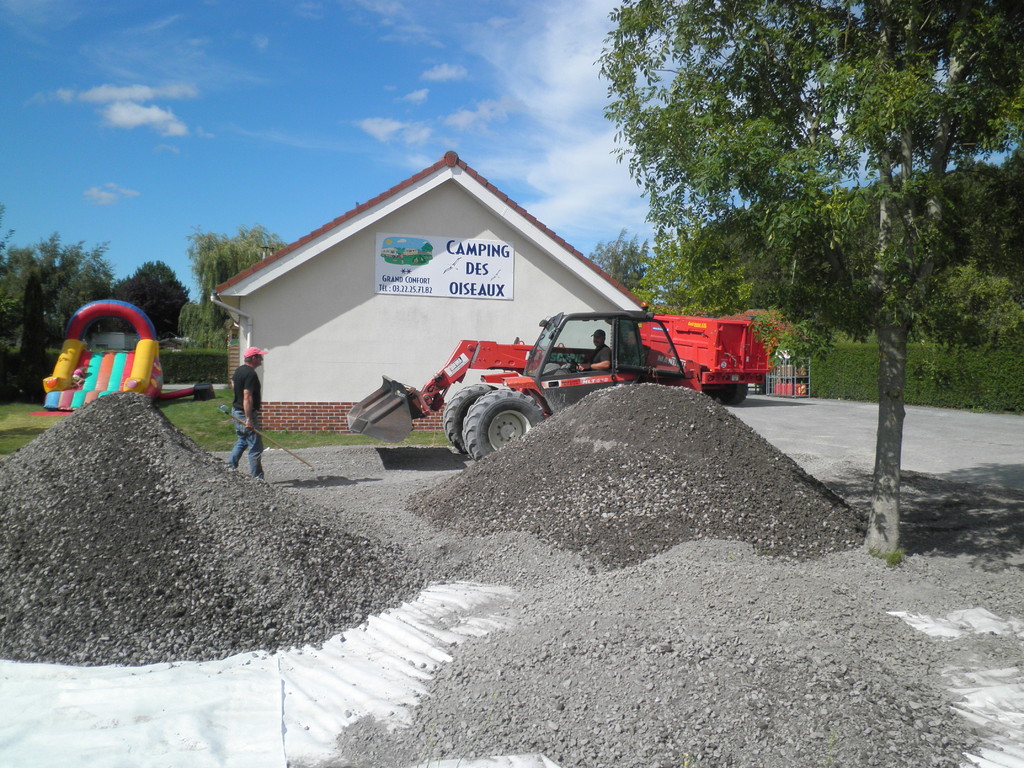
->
<box><xmin>733</xmin><ymin>395</ymin><xmax>1024</xmax><ymax>493</ymax></box>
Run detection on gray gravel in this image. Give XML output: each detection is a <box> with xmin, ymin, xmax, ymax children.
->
<box><xmin>411</xmin><ymin>385</ymin><xmax>865</xmax><ymax>565</ymax></box>
<box><xmin>2</xmin><ymin>387</ymin><xmax>1022</xmax><ymax>768</ymax></box>
<box><xmin>319</xmin><ymin>388</ymin><xmax>1022</xmax><ymax>768</ymax></box>
<box><xmin>0</xmin><ymin>393</ymin><xmax>422</xmax><ymax>666</ymax></box>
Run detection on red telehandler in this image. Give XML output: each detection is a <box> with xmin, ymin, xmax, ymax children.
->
<box><xmin>348</xmin><ymin>310</ymin><xmax>771</xmax><ymax>460</ymax></box>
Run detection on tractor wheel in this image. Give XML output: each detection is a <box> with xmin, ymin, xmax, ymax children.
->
<box><xmin>462</xmin><ymin>390</ymin><xmax>544</xmax><ymax>461</ymax></box>
<box><xmin>718</xmin><ymin>383</ymin><xmax>749</xmax><ymax>405</ymax></box>
<box><xmin>442</xmin><ymin>384</ymin><xmax>494</xmax><ymax>454</ymax></box>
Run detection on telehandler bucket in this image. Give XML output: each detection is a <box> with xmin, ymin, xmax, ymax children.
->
<box><xmin>347</xmin><ymin>376</ymin><xmax>416</xmax><ymax>443</ymax></box>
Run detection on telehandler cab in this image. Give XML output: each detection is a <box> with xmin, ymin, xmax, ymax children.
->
<box><xmin>348</xmin><ymin>310</ymin><xmax>770</xmax><ymax>460</ymax></box>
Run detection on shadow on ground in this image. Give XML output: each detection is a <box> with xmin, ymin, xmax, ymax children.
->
<box><xmin>376</xmin><ymin>446</ymin><xmax>470</xmax><ymax>471</ymax></box>
<box><xmin>277</xmin><ymin>475</ymin><xmax>380</xmax><ymax>489</ymax></box>
<box><xmin>826</xmin><ymin>470</ymin><xmax>1024</xmax><ymax>571</ymax></box>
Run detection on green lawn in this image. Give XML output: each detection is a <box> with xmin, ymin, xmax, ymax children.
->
<box><xmin>0</xmin><ymin>389</ymin><xmax>448</xmax><ymax>455</ymax></box>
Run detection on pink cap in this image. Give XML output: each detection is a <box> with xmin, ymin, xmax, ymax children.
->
<box><xmin>243</xmin><ymin>346</ymin><xmax>268</xmax><ymax>359</ymax></box>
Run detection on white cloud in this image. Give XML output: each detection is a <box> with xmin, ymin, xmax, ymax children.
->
<box><xmin>77</xmin><ymin>83</ymin><xmax>198</xmax><ymax>103</ymax></box>
<box><xmin>84</xmin><ymin>183</ymin><xmax>140</xmax><ymax>206</ymax></box>
<box><xmin>525</xmin><ymin>130</ymin><xmax>649</xmax><ymax>235</ymax></box>
<box><xmin>421</xmin><ymin>63</ymin><xmax>467</xmax><ymax>82</ymax></box>
<box><xmin>444</xmin><ymin>96</ymin><xmax>517</xmax><ymax>133</ymax></box>
<box><xmin>40</xmin><ymin>82</ymin><xmax>197</xmax><ymax>136</ymax></box>
<box><xmin>356</xmin><ymin>117</ymin><xmax>404</xmax><ymax>142</ymax></box>
<box><xmin>454</xmin><ymin>1</ymin><xmax>651</xmax><ymax>251</ymax></box>
<box><xmin>102</xmin><ymin>101</ymin><xmax>188</xmax><ymax>136</ymax></box>
<box><xmin>356</xmin><ymin>117</ymin><xmax>431</xmax><ymax>145</ymax></box>
<box><xmin>0</xmin><ymin>0</ymin><xmax>82</xmax><ymax>28</ymax></box>
<box><xmin>468</xmin><ymin>0</ymin><xmax>616</xmax><ymax>126</ymax></box>
<box><xmin>295</xmin><ymin>2</ymin><xmax>324</xmax><ymax>20</ymax></box>
<box><xmin>400</xmin><ymin>123</ymin><xmax>433</xmax><ymax>145</ymax></box>
<box><xmin>252</xmin><ymin>34</ymin><xmax>269</xmax><ymax>53</ymax></box>
<box><xmin>402</xmin><ymin>88</ymin><xmax>429</xmax><ymax>104</ymax></box>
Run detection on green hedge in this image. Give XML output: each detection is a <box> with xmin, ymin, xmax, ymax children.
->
<box><xmin>811</xmin><ymin>342</ymin><xmax>1024</xmax><ymax>412</ymax></box>
<box><xmin>159</xmin><ymin>350</ymin><xmax>230</xmax><ymax>384</ymax></box>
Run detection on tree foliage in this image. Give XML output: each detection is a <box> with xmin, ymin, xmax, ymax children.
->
<box><xmin>18</xmin><ymin>269</ymin><xmax>47</xmax><ymax>399</ymax></box>
<box><xmin>602</xmin><ymin>0</ymin><xmax>1024</xmax><ymax>553</ymax></box>
<box><xmin>0</xmin><ymin>205</ymin><xmax>17</xmax><ymax>348</ymax></box>
<box><xmin>114</xmin><ymin>261</ymin><xmax>190</xmax><ymax>338</ymax></box>
<box><xmin>178</xmin><ymin>225</ymin><xmax>285</xmax><ymax>349</ymax></box>
<box><xmin>588</xmin><ymin>228</ymin><xmax>650</xmax><ymax>294</ymax></box>
<box><xmin>0</xmin><ymin>234</ymin><xmax>115</xmax><ymax>347</ymax></box>
<box><xmin>640</xmin><ymin>220</ymin><xmax>758</xmax><ymax>316</ymax></box>
<box><xmin>924</xmin><ymin>154</ymin><xmax>1024</xmax><ymax>346</ymax></box>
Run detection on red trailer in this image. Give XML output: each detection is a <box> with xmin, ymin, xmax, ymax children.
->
<box><xmin>641</xmin><ymin>314</ymin><xmax>772</xmax><ymax>405</ymax></box>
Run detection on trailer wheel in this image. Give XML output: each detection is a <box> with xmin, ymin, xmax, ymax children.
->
<box><xmin>718</xmin><ymin>383</ymin><xmax>749</xmax><ymax>405</ymax></box>
<box><xmin>463</xmin><ymin>390</ymin><xmax>544</xmax><ymax>461</ymax></box>
<box><xmin>442</xmin><ymin>384</ymin><xmax>494</xmax><ymax>454</ymax></box>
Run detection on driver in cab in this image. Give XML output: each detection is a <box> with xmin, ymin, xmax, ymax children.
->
<box><xmin>579</xmin><ymin>329</ymin><xmax>612</xmax><ymax>372</ymax></box>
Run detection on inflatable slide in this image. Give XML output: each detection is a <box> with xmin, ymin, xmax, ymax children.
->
<box><xmin>42</xmin><ymin>300</ymin><xmax>211</xmax><ymax>411</ymax></box>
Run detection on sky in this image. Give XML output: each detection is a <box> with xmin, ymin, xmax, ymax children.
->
<box><xmin>0</xmin><ymin>0</ymin><xmax>654</xmax><ymax>298</ymax></box>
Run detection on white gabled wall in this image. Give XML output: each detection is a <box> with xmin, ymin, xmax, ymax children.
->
<box><xmin>243</xmin><ymin>181</ymin><xmax>637</xmax><ymax>406</ymax></box>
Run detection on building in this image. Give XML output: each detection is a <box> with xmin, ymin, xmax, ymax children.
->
<box><xmin>213</xmin><ymin>151</ymin><xmax>642</xmax><ymax>433</ymax></box>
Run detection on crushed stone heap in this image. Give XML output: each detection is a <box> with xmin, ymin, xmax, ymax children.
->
<box><xmin>411</xmin><ymin>384</ymin><xmax>866</xmax><ymax>566</ymax></box>
<box><xmin>0</xmin><ymin>393</ymin><xmax>421</xmax><ymax>667</ymax></box>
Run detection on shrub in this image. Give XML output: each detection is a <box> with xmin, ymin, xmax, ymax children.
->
<box><xmin>159</xmin><ymin>350</ymin><xmax>229</xmax><ymax>384</ymax></box>
<box><xmin>811</xmin><ymin>342</ymin><xmax>1024</xmax><ymax>412</ymax></box>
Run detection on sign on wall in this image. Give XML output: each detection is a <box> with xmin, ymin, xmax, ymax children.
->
<box><xmin>374</xmin><ymin>234</ymin><xmax>514</xmax><ymax>300</ymax></box>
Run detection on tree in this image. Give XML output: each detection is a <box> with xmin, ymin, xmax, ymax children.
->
<box><xmin>923</xmin><ymin>154</ymin><xmax>1024</xmax><ymax>346</ymax></box>
<box><xmin>178</xmin><ymin>225</ymin><xmax>285</xmax><ymax>349</ymax></box>
<box><xmin>588</xmin><ymin>228</ymin><xmax>650</xmax><ymax>294</ymax></box>
<box><xmin>0</xmin><ymin>204</ymin><xmax>18</xmax><ymax>348</ymax></box>
<box><xmin>18</xmin><ymin>269</ymin><xmax>47</xmax><ymax>400</ymax></box>
<box><xmin>639</xmin><ymin>220</ymin><xmax>758</xmax><ymax>315</ymax></box>
<box><xmin>114</xmin><ymin>261</ymin><xmax>190</xmax><ymax>338</ymax></box>
<box><xmin>0</xmin><ymin>203</ymin><xmax>12</xmax><ymax>259</ymax></box>
<box><xmin>0</xmin><ymin>235</ymin><xmax>114</xmax><ymax>347</ymax></box>
<box><xmin>602</xmin><ymin>0</ymin><xmax>1024</xmax><ymax>554</ymax></box>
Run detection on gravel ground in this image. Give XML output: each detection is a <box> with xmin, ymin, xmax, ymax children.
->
<box><xmin>2</xmin><ymin>387</ymin><xmax>1022</xmax><ymax>767</ymax></box>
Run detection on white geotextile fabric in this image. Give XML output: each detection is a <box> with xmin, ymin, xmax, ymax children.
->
<box><xmin>2</xmin><ymin>599</ymin><xmax>1021</xmax><ymax>767</ymax></box>
<box><xmin>0</xmin><ymin>582</ymin><xmax>539</xmax><ymax>768</ymax></box>
<box><xmin>892</xmin><ymin>608</ymin><xmax>1024</xmax><ymax>768</ymax></box>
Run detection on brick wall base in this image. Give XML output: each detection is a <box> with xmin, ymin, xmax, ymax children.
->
<box><xmin>262</xmin><ymin>401</ymin><xmax>443</xmax><ymax>434</ymax></box>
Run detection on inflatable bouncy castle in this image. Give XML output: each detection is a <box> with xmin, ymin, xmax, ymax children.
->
<box><xmin>42</xmin><ymin>300</ymin><xmax>211</xmax><ymax>410</ymax></box>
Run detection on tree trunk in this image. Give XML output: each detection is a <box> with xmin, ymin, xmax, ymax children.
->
<box><xmin>866</xmin><ymin>321</ymin><xmax>908</xmax><ymax>554</ymax></box>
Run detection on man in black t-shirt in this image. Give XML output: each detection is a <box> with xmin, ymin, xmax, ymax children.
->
<box><xmin>228</xmin><ymin>346</ymin><xmax>267</xmax><ymax>479</ymax></box>
<box><xmin>579</xmin><ymin>329</ymin><xmax>612</xmax><ymax>372</ymax></box>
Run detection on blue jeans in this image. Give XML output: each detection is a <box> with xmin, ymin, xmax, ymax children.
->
<box><xmin>228</xmin><ymin>408</ymin><xmax>264</xmax><ymax>479</ymax></box>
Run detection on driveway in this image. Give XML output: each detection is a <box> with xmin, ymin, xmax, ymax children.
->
<box><xmin>733</xmin><ymin>395</ymin><xmax>1024</xmax><ymax>493</ymax></box>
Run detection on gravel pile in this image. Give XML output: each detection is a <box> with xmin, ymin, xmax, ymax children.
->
<box><xmin>337</xmin><ymin>542</ymin><xmax>981</xmax><ymax>768</ymax></box>
<box><xmin>411</xmin><ymin>384</ymin><xmax>866</xmax><ymax>566</ymax></box>
<box><xmin>0</xmin><ymin>393</ymin><xmax>421</xmax><ymax>667</ymax></box>
<box><xmin>319</xmin><ymin>439</ymin><xmax>1024</xmax><ymax>768</ymax></box>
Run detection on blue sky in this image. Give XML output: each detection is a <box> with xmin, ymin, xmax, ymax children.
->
<box><xmin>0</xmin><ymin>0</ymin><xmax>653</xmax><ymax>298</ymax></box>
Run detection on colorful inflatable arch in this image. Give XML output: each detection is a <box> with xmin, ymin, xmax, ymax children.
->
<box><xmin>42</xmin><ymin>300</ymin><xmax>164</xmax><ymax>410</ymax></box>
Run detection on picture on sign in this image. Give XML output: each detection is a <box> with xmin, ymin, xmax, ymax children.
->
<box><xmin>375</xmin><ymin>233</ymin><xmax>514</xmax><ymax>300</ymax></box>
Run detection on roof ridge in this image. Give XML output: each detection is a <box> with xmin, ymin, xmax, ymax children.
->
<box><xmin>215</xmin><ymin>151</ymin><xmax>637</xmax><ymax>304</ymax></box>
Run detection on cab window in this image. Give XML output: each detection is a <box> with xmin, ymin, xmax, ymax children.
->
<box><xmin>538</xmin><ymin>318</ymin><xmax>613</xmax><ymax>376</ymax></box>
